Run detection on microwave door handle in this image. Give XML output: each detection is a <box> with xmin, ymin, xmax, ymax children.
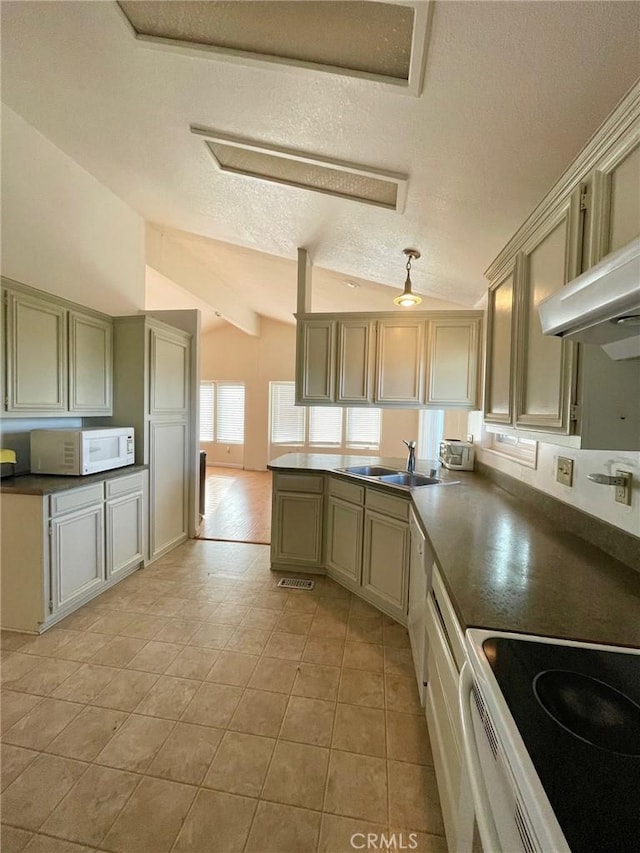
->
<box><xmin>458</xmin><ymin>661</ymin><xmax>502</xmax><ymax>853</ymax></box>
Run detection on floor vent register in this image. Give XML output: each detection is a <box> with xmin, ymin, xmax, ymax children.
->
<box><xmin>276</xmin><ymin>578</ymin><xmax>315</xmax><ymax>590</ymax></box>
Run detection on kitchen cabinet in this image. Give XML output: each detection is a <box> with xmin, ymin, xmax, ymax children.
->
<box><xmin>325</xmin><ymin>477</ymin><xmax>365</xmax><ymax>586</ymax></box>
<box><xmin>295</xmin><ymin>311</ymin><xmax>482</xmax><ymax>409</ymax></box>
<box><xmin>0</xmin><ymin>469</ymin><xmax>148</xmax><ymax>634</ymax></box>
<box><xmin>484</xmin><ymin>86</ymin><xmax>640</xmax><ymax>449</ymax></box>
<box><xmin>1</xmin><ymin>279</ymin><xmax>113</xmax><ymax>417</ymax></box>
<box><xmin>149</xmin><ymin>420</ymin><xmax>188</xmax><ymax>560</ymax></box>
<box><xmin>362</xmin><ymin>488</ymin><xmax>410</xmax><ymax>622</ymax></box>
<box><xmin>271</xmin><ymin>472</ymin><xmax>324</xmax><ymax>571</ymax></box>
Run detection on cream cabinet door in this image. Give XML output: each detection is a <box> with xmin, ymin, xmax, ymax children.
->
<box><xmin>149</xmin><ymin>327</ymin><xmax>190</xmax><ymax>415</ymax></box>
<box><xmin>336</xmin><ymin>320</ymin><xmax>374</xmax><ymax>404</ymax></box>
<box><xmin>149</xmin><ymin>420</ymin><xmax>188</xmax><ymax>560</ymax></box>
<box><xmin>362</xmin><ymin>508</ymin><xmax>409</xmax><ymax>621</ymax></box>
<box><xmin>484</xmin><ymin>264</ymin><xmax>516</xmax><ymax>426</ymax></box>
<box><xmin>272</xmin><ymin>492</ymin><xmax>324</xmax><ymax>568</ymax></box>
<box><xmin>426</xmin><ymin>317</ymin><xmax>481</xmax><ymax>408</ymax></box>
<box><xmin>5</xmin><ymin>289</ymin><xmax>67</xmax><ymax>413</ymax></box>
<box><xmin>69</xmin><ymin>311</ymin><xmax>113</xmax><ymax>414</ymax></box>
<box><xmin>375</xmin><ymin>319</ymin><xmax>425</xmax><ymax>405</ymax></box>
<box><xmin>325</xmin><ymin>496</ymin><xmax>363</xmax><ymax>586</ymax></box>
<box><xmin>106</xmin><ymin>492</ymin><xmax>144</xmax><ymax>580</ymax></box>
<box><xmin>514</xmin><ymin>195</ymin><xmax>580</xmax><ymax>434</ymax></box>
<box><xmin>296</xmin><ymin>319</ymin><xmax>336</xmax><ymax>404</ymax></box>
<box><xmin>51</xmin><ymin>504</ymin><xmax>105</xmax><ymax>611</ymax></box>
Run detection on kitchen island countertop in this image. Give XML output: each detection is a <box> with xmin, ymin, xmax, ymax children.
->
<box><xmin>269</xmin><ymin>453</ymin><xmax>640</xmax><ymax>648</ymax></box>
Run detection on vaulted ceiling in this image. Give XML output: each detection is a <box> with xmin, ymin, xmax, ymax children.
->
<box><xmin>2</xmin><ymin>1</ymin><xmax>639</xmax><ymax>330</ymax></box>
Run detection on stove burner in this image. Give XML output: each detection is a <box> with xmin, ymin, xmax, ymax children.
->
<box><xmin>533</xmin><ymin>669</ymin><xmax>640</xmax><ymax>756</ymax></box>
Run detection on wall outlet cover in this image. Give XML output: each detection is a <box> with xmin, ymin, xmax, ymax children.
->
<box><xmin>556</xmin><ymin>456</ymin><xmax>574</xmax><ymax>487</ymax></box>
<box><xmin>614</xmin><ymin>470</ymin><xmax>632</xmax><ymax>506</ymax></box>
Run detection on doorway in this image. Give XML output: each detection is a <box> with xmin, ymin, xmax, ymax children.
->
<box><xmin>197</xmin><ymin>466</ymin><xmax>272</xmax><ymax>544</ymax></box>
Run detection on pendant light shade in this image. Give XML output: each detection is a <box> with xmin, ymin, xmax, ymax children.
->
<box><xmin>393</xmin><ymin>248</ymin><xmax>422</xmax><ymax>306</ymax></box>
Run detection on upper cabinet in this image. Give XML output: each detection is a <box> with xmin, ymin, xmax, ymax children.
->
<box><xmin>484</xmin><ymin>81</ymin><xmax>640</xmax><ymax>449</ymax></box>
<box><xmin>2</xmin><ymin>280</ymin><xmax>113</xmax><ymax>417</ymax></box>
<box><xmin>296</xmin><ymin>311</ymin><xmax>483</xmax><ymax>409</ymax></box>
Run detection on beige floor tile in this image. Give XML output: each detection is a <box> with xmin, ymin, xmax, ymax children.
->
<box><xmin>102</xmin><ymin>776</ymin><xmax>196</xmax><ymax>853</ymax></box>
<box><xmin>224</xmin><ymin>627</ymin><xmax>270</xmax><ymax>655</ymax></box>
<box><xmin>228</xmin><ymin>688</ymin><xmax>288</xmax><ymax>737</ymax></box>
<box><xmin>262</xmin><ymin>740</ymin><xmax>329</xmax><ymax>810</ymax></box>
<box><xmin>2</xmin><ymin>658</ymin><xmax>80</xmax><ymax>696</ymax></box>
<box><xmin>332</xmin><ymin>704</ymin><xmax>386</xmax><ymax>757</ymax></box>
<box><xmin>0</xmin><ymin>631</ymin><xmax>30</xmax><ymax>652</ymax></box>
<box><xmin>321</xmin><ymin>578</ymin><xmax>352</xmax><ymax>599</ymax></box>
<box><xmin>51</xmin><ymin>664</ymin><xmax>119</xmax><ymax>703</ymax></box>
<box><xmin>94</xmin><ymin>713</ymin><xmax>174</xmax><ymax>772</ymax></box>
<box><xmin>1</xmin><ymin>753</ymin><xmax>87</xmax><ymax>830</ymax></box>
<box><xmin>343</xmin><ymin>642</ymin><xmax>385</xmax><ymax>673</ymax></box>
<box><xmin>318</xmin><ymin>813</ymin><xmax>388</xmax><ymax>853</ymax></box>
<box><xmin>181</xmin><ymin>681</ymin><xmax>243</xmax><ymax>728</ymax></box>
<box><xmin>309</xmin><ymin>614</ymin><xmax>348</xmax><ymax>640</ymax></box>
<box><xmin>385</xmin><ymin>674</ymin><xmax>423</xmax><ymax>714</ymax></box>
<box><xmin>382</xmin><ymin>621</ymin><xmax>411</xmax><ymax>648</ymax></box>
<box><xmin>46</xmin><ymin>705</ymin><xmax>127</xmax><ymax>761</ymax></box>
<box><xmin>40</xmin><ymin>764</ymin><xmax>139</xmax><ymax>846</ymax></box>
<box><xmin>386</xmin><ymin>711</ymin><xmax>433</xmax><ymax>765</ymax></box>
<box><xmin>1</xmin><ymin>744</ymin><xmax>39</xmax><ymax>791</ymax></box>
<box><xmin>315</xmin><ymin>596</ymin><xmax>351</xmax><ymax>618</ymax></box>
<box><xmin>134</xmin><ymin>675</ymin><xmax>200</xmax><ymax>720</ymax></box>
<box><xmin>188</xmin><ymin>623</ymin><xmax>235</xmax><ymax>649</ymax></box>
<box><xmin>174</xmin><ymin>600</ymin><xmax>218</xmax><ymax>621</ymax></box>
<box><xmin>153</xmin><ymin>619</ymin><xmax>202</xmax><ymax>644</ymax></box>
<box><xmin>245</xmin><ymin>801</ymin><xmax>321</xmax><ymax>853</ymax></box>
<box><xmin>324</xmin><ymin>749</ymin><xmax>388</xmax><ymax>823</ymax></box>
<box><xmin>0</xmin><ymin>653</ymin><xmax>41</xmax><ymax>685</ymax></box>
<box><xmin>172</xmin><ymin>788</ymin><xmax>257</xmax><ymax>853</ymax></box>
<box><xmin>52</xmin><ymin>632</ymin><xmax>111</xmax><ymax>662</ymax></box>
<box><xmin>0</xmin><ymin>691</ymin><xmax>42</xmax><ymax>733</ymax></box>
<box><xmin>165</xmin><ymin>646</ymin><xmax>221</xmax><ymax>679</ymax></box>
<box><xmin>117</xmin><ymin>614</ymin><xmax>168</xmax><ymax>640</ymax></box>
<box><xmin>350</xmin><ymin>598</ymin><xmax>382</xmax><ymax>620</ymax></box>
<box><xmin>87</xmin><ymin>635</ymin><xmax>147</xmax><ymax>667</ymax></box>
<box><xmin>86</xmin><ymin>612</ymin><xmax>135</xmax><ymax>635</ymax></box>
<box><xmin>206</xmin><ymin>651</ymin><xmax>258</xmax><ymax>686</ymax></box>
<box><xmin>203</xmin><ymin>730</ymin><xmax>274</xmax><ymax>796</ymax></box>
<box><xmin>91</xmin><ymin>668</ymin><xmax>159</xmax><ymax>711</ymax></box>
<box><xmin>3</xmin><ymin>698</ymin><xmax>83</xmax><ymax>750</ymax></box>
<box><xmin>210</xmin><ymin>603</ymin><xmax>250</xmax><ymax>625</ymax></box>
<box><xmin>275</xmin><ymin>611</ymin><xmax>314</xmax><ymax>635</ymax></box>
<box><xmin>240</xmin><ymin>607</ymin><xmax>280</xmax><ymax>630</ymax></box>
<box><xmin>148</xmin><ymin>721</ymin><xmax>223</xmax><ymax>784</ymax></box>
<box><xmin>16</xmin><ymin>836</ymin><xmax>94</xmax><ymax>853</ymax></box>
<box><xmin>263</xmin><ymin>631</ymin><xmax>306</xmax><ymax>661</ymax></box>
<box><xmin>389</xmin><ymin>828</ymin><xmax>448</xmax><ymax>852</ymax></box>
<box><xmin>339</xmin><ymin>668</ymin><xmax>385</xmax><ymax>708</ymax></box>
<box><xmin>257</xmin><ymin>592</ymin><xmax>287</xmax><ymax>611</ymax></box>
<box><xmin>292</xmin><ymin>662</ymin><xmax>340</xmax><ymax>701</ymax></box>
<box><xmin>147</xmin><ymin>596</ymin><xmax>187</xmax><ymax>617</ymax></box>
<box><xmin>388</xmin><ymin>760</ymin><xmax>444</xmax><ymax>835</ymax></box>
<box><xmin>247</xmin><ymin>656</ymin><xmax>299</xmax><ymax>694</ymax></box>
<box><xmin>347</xmin><ymin>617</ymin><xmax>384</xmax><ymax>645</ymax></box>
<box><xmin>57</xmin><ymin>607</ymin><xmax>103</xmax><ymax>632</ymax></box>
<box><xmin>279</xmin><ymin>695</ymin><xmax>336</xmax><ymax>747</ymax></box>
<box><xmin>19</xmin><ymin>629</ymin><xmax>81</xmax><ymax>658</ymax></box>
<box><xmin>0</xmin><ymin>824</ymin><xmax>33</xmax><ymax>853</ymax></box>
<box><xmin>125</xmin><ymin>640</ymin><xmax>183</xmax><ymax>673</ymax></box>
<box><xmin>302</xmin><ymin>636</ymin><xmax>346</xmax><ymax>667</ymax></box>
<box><xmin>384</xmin><ymin>647</ymin><xmax>415</xmax><ymax>678</ymax></box>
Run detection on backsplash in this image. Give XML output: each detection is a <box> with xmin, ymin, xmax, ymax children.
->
<box><xmin>0</xmin><ymin>418</ymin><xmax>82</xmax><ymax>475</ymax></box>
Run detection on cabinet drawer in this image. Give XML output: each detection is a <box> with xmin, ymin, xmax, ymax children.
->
<box><xmin>50</xmin><ymin>483</ymin><xmax>104</xmax><ymax>516</ymax></box>
<box><xmin>329</xmin><ymin>477</ymin><xmax>364</xmax><ymax>505</ymax></box>
<box><xmin>106</xmin><ymin>471</ymin><xmax>145</xmax><ymax>499</ymax></box>
<box><xmin>365</xmin><ymin>487</ymin><xmax>410</xmax><ymax>520</ymax></box>
<box><xmin>275</xmin><ymin>473</ymin><xmax>324</xmax><ymax>494</ymax></box>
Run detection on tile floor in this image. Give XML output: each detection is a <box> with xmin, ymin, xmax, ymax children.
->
<box><xmin>1</xmin><ymin>540</ymin><xmax>446</xmax><ymax>853</ymax></box>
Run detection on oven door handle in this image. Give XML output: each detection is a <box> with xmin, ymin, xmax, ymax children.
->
<box><xmin>459</xmin><ymin>661</ymin><xmax>502</xmax><ymax>853</ymax></box>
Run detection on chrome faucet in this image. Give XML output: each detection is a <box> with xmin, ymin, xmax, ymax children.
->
<box><xmin>403</xmin><ymin>439</ymin><xmax>417</xmax><ymax>473</ymax></box>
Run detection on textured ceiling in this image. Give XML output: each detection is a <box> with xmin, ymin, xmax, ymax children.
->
<box><xmin>1</xmin><ymin>1</ymin><xmax>639</xmax><ymax>328</ymax></box>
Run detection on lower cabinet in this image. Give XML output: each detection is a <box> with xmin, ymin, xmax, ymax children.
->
<box><xmin>149</xmin><ymin>420</ymin><xmax>188</xmax><ymax>561</ymax></box>
<box><xmin>271</xmin><ymin>473</ymin><xmax>324</xmax><ymax>571</ymax></box>
<box><xmin>0</xmin><ymin>470</ymin><xmax>148</xmax><ymax>634</ymax></box>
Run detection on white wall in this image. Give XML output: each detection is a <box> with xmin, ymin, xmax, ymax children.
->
<box><xmin>1</xmin><ymin>106</ymin><xmax>145</xmax><ymax>314</ymax></box>
<box><xmin>468</xmin><ymin>412</ymin><xmax>640</xmax><ymax>536</ymax></box>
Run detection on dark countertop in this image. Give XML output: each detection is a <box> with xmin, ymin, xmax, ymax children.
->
<box><xmin>0</xmin><ymin>465</ymin><xmax>148</xmax><ymax>496</ymax></box>
<box><xmin>268</xmin><ymin>453</ymin><xmax>640</xmax><ymax>648</ymax></box>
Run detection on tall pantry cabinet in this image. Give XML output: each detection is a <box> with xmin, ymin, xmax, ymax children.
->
<box><xmin>110</xmin><ymin>315</ymin><xmax>191</xmax><ymax>561</ymax></box>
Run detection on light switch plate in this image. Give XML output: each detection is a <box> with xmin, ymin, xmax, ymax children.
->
<box><xmin>556</xmin><ymin>456</ymin><xmax>574</xmax><ymax>487</ymax></box>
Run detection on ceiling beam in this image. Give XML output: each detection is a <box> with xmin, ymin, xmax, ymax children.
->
<box><xmin>146</xmin><ymin>224</ymin><xmax>261</xmax><ymax>336</ymax></box>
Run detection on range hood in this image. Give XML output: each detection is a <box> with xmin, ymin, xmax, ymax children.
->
<box><xmin>538</xmin><ymin>237</ymin><xmax>640</xmax><ymax>360</ymax></box>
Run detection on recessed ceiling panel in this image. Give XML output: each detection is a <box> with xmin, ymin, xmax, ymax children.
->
<box><xmin>117</xmin><ymin>1</ymin><xmax>429</xmax><ymax>93</ymax></box>
<box><xmin>192</xmin><ymin>127</ymin><xmax>408</xmax><ymax>211</ymax></box>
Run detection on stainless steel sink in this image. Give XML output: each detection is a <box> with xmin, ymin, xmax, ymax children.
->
<box><xmin>339</xmin><ymin>465</ymin><xmax>400</xmax><ymax>477</ymax></box>
<box><xmin>378</xmin><ymin>473</ymin><xmax>444</xmax><ymax>487</ymax></box>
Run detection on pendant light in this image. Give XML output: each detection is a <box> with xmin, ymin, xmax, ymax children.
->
<box><xmin>393</xmin><ymin>248</ymin><xmax>422</xmax><ymax>306</ymax></box>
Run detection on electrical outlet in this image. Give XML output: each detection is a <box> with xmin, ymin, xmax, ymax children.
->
<box><xmin>556</xmin><ymin>456</ymin><xmax>574</xmax><ymax>487</ymax></box>
<box><xmin>614</xmin><ymin>470</ymin><xmax>632</xmax><ymax>506</ymax></box>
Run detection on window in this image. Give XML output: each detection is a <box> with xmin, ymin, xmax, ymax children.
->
<box><xmin>199</xmin><ymin>381</ymin><xmax>245</xmax><ymax>445</ymax></box>
<box><xmin>269</xmin><ymin>382</ymin><xmax>381</xmax><ymax>451</ymax></box>
<box><xmin>418</xmin><ymin>409</ymin><xmax>444</xmax><ymax>460</ymax></box>
<box><xmin>489</xmin><ymin>433</ymin><xmax>537</xmax><ymax>466</ymax></box>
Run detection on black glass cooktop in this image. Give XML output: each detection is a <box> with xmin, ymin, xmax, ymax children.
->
<box><xmin>483</xmin><ymin>638</ymin><xmax>640</xmax><ymax>853</ymax></box>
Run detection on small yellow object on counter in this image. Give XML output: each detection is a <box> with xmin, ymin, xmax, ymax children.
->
<box><xmin>0</xmin><ymin>449</ymin><xmax>17</xmax><ymax>463</ymax></box>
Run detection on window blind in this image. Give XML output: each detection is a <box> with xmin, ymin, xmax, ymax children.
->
<box><xmin>199</xmin><ymin>381</ymin><xmax>215</xmax><ymax>441</ymax></box>
<box><xmin>270</xmin><ymin>381</ymin><xmax>305</xmax><ymax>445</ymax></box>
<box><xmin>346</xmin><ymin>408</ymin><xmax>381</xmax><ymax>448</ymax></box>
<box><xmin>216</xmin><ymin>383</ymin><xmax>245</xmax><ymax>443</ymax></box>
<box><xmin>309</xmin><ymin>407</ymin><xmax>342</xmax><ymax>446</ymax></box>
<box><xmin>418</xmin><ymin>409</ymin><xmax>444</xmax><ymax>460</ymax></box>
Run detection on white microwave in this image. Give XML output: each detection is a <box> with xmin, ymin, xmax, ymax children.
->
<box><xmin>30</xmin><ymin>427</ymin><xmax>135</xmax><ymax>476</ymax></box>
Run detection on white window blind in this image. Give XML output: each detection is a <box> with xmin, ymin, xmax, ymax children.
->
<box><xmin>346</xmin><ymin>408</ymin><xmax>381</xmax><ymax>448</ymax></box>
<box><xmin>490</xmin><ymin>433</ymin><xmax>537</xmax><ymax>466</ymax></box>
<box><xmin>199</xmin><ymin>382</ymin><xmax>215</xmax><ymax>441</ymax></box>
<box><xmin>216</xmin><ymin>383</ymin><xmax>245</xmax><ymax>444</ymax></box>
<box><xmin>270</xmin><ymin>381</ymin><xmax>305</xmax><ymax>445</ymax></box>
<box><xmin>418</xmin><ymin>409</ymin><xmax>444</xmax><ymax>460</ymax></box>
<box><xmin>309</xmin><ymin>407</ymin><xmax>342</xmax><ymax>446</ymax></box>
